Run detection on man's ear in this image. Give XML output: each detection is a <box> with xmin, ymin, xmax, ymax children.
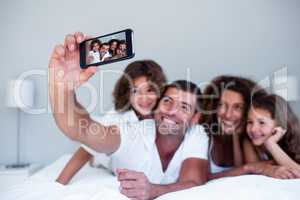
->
<box><xmin>191</xmin><ymin>112</ymin><xmax>202</xmax><ymax>126</ymax></box>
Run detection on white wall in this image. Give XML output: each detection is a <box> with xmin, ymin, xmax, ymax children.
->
<box><xmin>0</xmin><ymin>0</ymin><xmax>300</xmax><ymax>165</ymax></box>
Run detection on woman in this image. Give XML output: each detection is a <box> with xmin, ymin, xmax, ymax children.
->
<box><xmin>108</xmin><ymin>39</ymin><xmax>119</xmax><ymax>57</ymax></box>
<box><xmin>203</xmin><ymin>75</ymin><xmax>267</xmax><ymax>179</ymax></box>
<box><xmin>56</xmin><ymin>60</ymin><xmax>167</xmax><ymax>184</ymax></box>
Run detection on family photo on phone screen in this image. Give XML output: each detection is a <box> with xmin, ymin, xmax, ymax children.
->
<box><xmin>85</xmin><ymin>32</ymin><xmax>128</xmax><ymax>65</ymax></box>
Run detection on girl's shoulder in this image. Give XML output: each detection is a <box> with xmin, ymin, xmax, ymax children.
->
<box><xmin>91</xmin><ymin>109</ymin><xmax>138</xmax><ymax>125</ymax></box>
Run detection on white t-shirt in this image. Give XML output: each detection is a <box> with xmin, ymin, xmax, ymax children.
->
<box><xmin>81</xmin><ymin>110</ymin><xmax>139</xmax><ymax>167</ymax></box>
<box><xmin>88</xmin><ymin>50</ymin><xmax>101</xmax><ymax>64</ymax></box>
<box><xmin>91</xmin><ymin>119</ymin><xmax>209</xmax><ymax>184</ymax></box>
<box><xmin>208</xmin><ymin>138</ymin><xmax>232</xmax><ymax>173</ymax></box>
<box><xmin>101</xmin><ymin>51</ymin><xmax>112</xmax><ymax>61</ymax></box>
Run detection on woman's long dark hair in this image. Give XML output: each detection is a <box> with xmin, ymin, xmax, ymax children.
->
<box><xmin>202</xmin><ymin>75</ymin><xmax>266</xmax><ymax>135</ymax></box>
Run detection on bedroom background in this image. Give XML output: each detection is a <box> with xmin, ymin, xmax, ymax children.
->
<box><xmin>0</xmin><ymin>0</ymin><xmax>299</xmax><ymax>166</ymax></box>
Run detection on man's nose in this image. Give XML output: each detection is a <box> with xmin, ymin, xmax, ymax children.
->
<box><xmin>165</xmin><ymin>102</ymin><xmax>177</xmax><ymax>115</ymax></box>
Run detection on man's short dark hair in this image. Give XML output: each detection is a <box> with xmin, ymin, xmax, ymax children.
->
<box><xmin>161</xmin><ymin>80</ymin><xmax>203</xmax><ymax>113</ymax></box>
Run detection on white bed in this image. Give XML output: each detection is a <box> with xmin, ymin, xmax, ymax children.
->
<box><xmin>1</xmin><ymin>155</ymin><xmax>300</xmax><ymax>200</ymax></box>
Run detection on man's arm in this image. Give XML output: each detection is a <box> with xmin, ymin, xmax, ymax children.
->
<box><xmin>150</xmin><ymin>158</ymin><xmax>209</xmax><ymax>199</ymax></box>
<box><xmin>118</xmin><ymin>158</ymin><xmax>209</xmax><ymax>200</ymax></box>
<box><xmin>49</xmin><ymin>32</ymin><xmax>120</xmax><ymax>154</ymax></box>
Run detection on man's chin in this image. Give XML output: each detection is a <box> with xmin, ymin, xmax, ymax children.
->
<box><xmin>158</xmin><ymin>123</ymin><xmax>180</xmax><ymax>135</ymax></box>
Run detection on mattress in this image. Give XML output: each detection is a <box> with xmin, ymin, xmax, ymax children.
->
<box><xmin>1</xmin><ymin>154</ymin><xmax>300</xmax><ymax>200</ymax></box>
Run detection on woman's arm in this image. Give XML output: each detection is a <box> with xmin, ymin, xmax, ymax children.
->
<box><xmin>56</xmin><ymin>147</ymin><xmax>92</xmax><ymax>185</ymax></box>
<box><xmin>232</xmin><ymin>133</ymin><xmax>243</xmax><ymax>166</ymax></box>
<box><xmin>208</xmin><ymin>165</ymin><xmax>250</xmax><ymax>180</ymax></box>
<box><xmin>243</xmin><ymin>138</ymin><xmax>260</xmax><ymax>163</ymax></box>
<box><xmin>208</xmin><ymin>138</ymin><xmax>265</xmax><ymax>180</ymax></box>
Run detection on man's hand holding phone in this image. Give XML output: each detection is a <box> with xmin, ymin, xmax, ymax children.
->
<box><xmin>49</xmin><ymin>32</ymin><xmax>97</xmax><ymax>92</ymax></box>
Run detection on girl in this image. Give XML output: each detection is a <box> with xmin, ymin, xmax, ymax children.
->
<box><xmin>87</xmin><ymin>39</ymin><xmax>101</xmax><ymax>64</ymax></box>
<box><xmin>56</xmin><ymin>60</ymin><xmax>167</xmax><ymax>185</ymax></box>
<box><xmin>244</xmin><ymin>94</ymin><xmax>300</xmax><ymax>178</ymax></box>
<box><xmin>203</xmin><ymin>75</ymin><xmax>267</xmax><ymax>179</ymax></box>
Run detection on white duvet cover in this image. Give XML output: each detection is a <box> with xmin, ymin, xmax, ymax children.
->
<box><xmin>1</xmin><ymin>155</ymin><xmax>299</xmax><ymax>200</ymax></box>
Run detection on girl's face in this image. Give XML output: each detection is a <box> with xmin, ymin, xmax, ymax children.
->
<box><xmin>119</xmin><ymin>44</ymin><xmax>126</xmax><ymax>51</ymax></box>
<box><xmin>247</xmin><ymin>107</ymin><xmax>276</xmax><ymax>146</ymax></box>
<box><xmin>129</xmin><ymin>76</ymin><xmax>159</xmax><ymax>117</ymax></box>
<box><xmin>217</xmin><ymin>90</ymin><xmax>245</xmax><ymax>135</ymax></box>
<box><xmin>92</xmin><ymin>43</ymin><xmax>100</xmax><ymax>51</ymax></box>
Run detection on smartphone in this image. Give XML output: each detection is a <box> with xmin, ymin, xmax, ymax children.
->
<box><xmin>80</xmin><ymin>29</ymin><xmax>134</xmax><ymax>68</ymax></box>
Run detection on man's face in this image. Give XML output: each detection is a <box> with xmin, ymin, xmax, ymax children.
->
<box><xmin>154</xmin><ymin>87</ymin><xmax>199</xmax><ymax>136</ymax></box>
<box><xmin>100</xmin><ymin>45</ymin><xmax>109</xmax><ymax>53</ymax></box>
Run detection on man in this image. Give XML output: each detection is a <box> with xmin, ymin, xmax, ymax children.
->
<box><xmin>49</xmin><ymin>32</ymin><xmax>209</xmax><ymax>200</ymax></box>
<box><xmin>99</xmin><ymin>42</ymin><xmax>111</xmax><ymax>61</ymax></box>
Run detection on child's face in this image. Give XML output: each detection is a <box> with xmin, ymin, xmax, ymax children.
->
<box><xmin>129</xmin><ymin>76</ymin><xmax>159</xmax><ymax>117</ymax></box>
<box><xmin>93</xmin><ymin>43</ymin><xmax>100</xmax><ymax>51</ymax></box>
<box><xmin>247</xmin><ymin>107</ymin><xmax>277</xmax><ymax>146</ymax></box>
<box><xmin>116</xmin><ymin>48</ymin><xmax>125</xmax><ymax>56</ymax></box>
<box><xmin>119</xmin><ymin>44</ymin><xmax>126</xmax><ymax>51</ymax></box>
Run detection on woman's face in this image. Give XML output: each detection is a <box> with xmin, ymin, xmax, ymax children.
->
<box><xmin>217</xmin><ymin>90</ymin><xmax>245</xmax><ymax>135</ymax></box>
<box><xmin>129</xmin><ymin>76</ymin><xmax>159</xmax><ymax>117</ymax></box>
<box><xmin>247</xmin><ymin>107</ymin><xmax>276</xmax><ymax>146</ymax></box>
<box><xmin>110</xmin><ymin>41</ymin><xmax>118</xmax><ymax>50</ymax></box>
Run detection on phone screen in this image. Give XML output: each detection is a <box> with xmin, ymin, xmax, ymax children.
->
<box><xmin>80</xmin><ymin>29</ymin><xmax>134</xmax><ymax>68</ymax></box>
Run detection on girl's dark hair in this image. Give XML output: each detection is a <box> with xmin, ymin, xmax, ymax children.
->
<box><xmin>203</xmin><ymin>75</ymin><xmax>267</xmax><ymax>134</ymax></box>
<box><xmin>251</xmin><ymin>94</ymin><xmax>300</xmax><ymax>160</ymax></box>
<box><xmin>113</xmin><ymin>60</ymin><xmax>167</xmax><ymax>112</ymax></box>
<box><xmin>90</xmin><ymin>39</ymin><xmax>101</xmax><ymax>51</ymax></box>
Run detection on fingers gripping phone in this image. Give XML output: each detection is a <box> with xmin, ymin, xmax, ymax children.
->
<box><xmin>80</xmin><ymin>29</ymin><xmax>134</xmax><ymax>68</ymax></box>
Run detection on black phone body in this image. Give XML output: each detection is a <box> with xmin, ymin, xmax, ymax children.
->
<box><xmin>80</xmin><ymin>29</ymin><xmax>134</xmax><ymax>68</ymax></box>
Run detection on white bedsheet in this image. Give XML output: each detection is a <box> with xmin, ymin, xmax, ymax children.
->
<box><xmin>1</xmin><ymin>155</ymin><xmax>300</xmax><ymax>200</ymax></box>
<box><xmin>0</xmin><ymin>155</ymin><xmax>127</xmax><ymax>200</ymax></box>
<box><xmin>158</xmin><ymin>175</ymin><xmax>300</xmax><ymax>200</ymax></box>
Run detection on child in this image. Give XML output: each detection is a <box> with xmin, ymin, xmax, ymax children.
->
<box><xmin>88</xmin><ymin>39</ymin><xmax>101</xmax><ymax>64</ymax></box>
<box><xmin>244</xmin><ymin>94</ymin><xmax>300</xmax><ymax>178</ymax></box>
<box><xmin>112</xmin><ymin>40</ymin><xmax>127</xmax><ymax>59</ymax></box>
